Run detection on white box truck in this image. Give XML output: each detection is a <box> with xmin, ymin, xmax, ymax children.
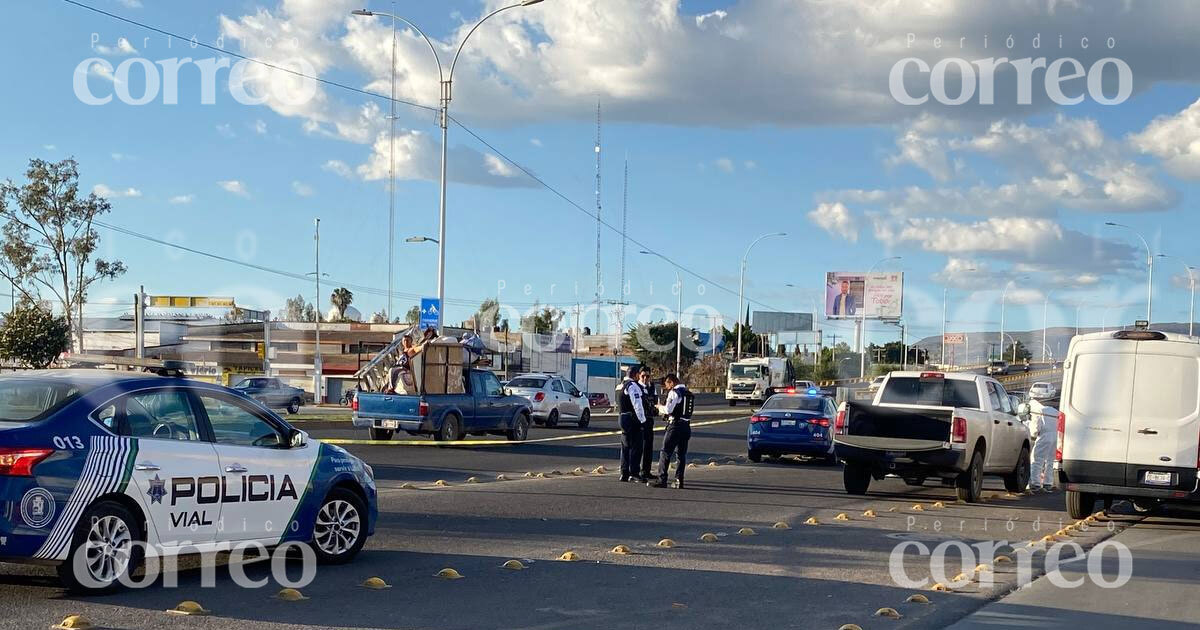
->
<box><xmin>725</xmin><ymin>357</ymin><xmax>795</xmax><ymax>406</ymax></box>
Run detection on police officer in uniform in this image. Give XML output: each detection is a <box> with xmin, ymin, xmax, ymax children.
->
<box><xmin>638</xmin><ymin>368</ymin><xmax>659</xmax><ymax>480</ymax></box>
<box><xmin>650</xmin><ymin>373</ymin><xmax>693</xmax><ymax>489</ymax></box>
<box><xmin>618</xmin><ymin>365</ymin><xmax>648</xmax><ymax>482</ymax></box>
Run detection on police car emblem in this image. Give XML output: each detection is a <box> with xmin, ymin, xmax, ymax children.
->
<box><xmin>147</xmin><ymin>474</ymin><xmax>167</xmax><ymax>504</ymax></box>
<box><xmin>20</xmin><ymin>488</ymin><xmax>55</xmax><ymax>529</ymax></box>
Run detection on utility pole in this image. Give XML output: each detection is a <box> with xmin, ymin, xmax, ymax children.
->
<box><xmin>314</xmin><ymin>218</ymin><xmax>323</xmax><ymax>404</ymax></box>
<box><xmin>134</xmin><ymin>285</ymin><xmax>145</xmax><ymax>359</ymax></box>
<box><xmin>594</xmin><ymin>100</ymin><xmax>603</xmax><ymax>334</ymax></box>
<box><xmin>263</xmin><ymin>309</ymin><xmax>272</xmax><ymax>376</ymax></box>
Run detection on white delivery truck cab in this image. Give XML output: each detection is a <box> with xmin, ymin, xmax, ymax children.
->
<box><xmin>1058</xmin><ymin>329</ymin><xmax>1200</xmax><ymax>518</ymax></box>
<box><xmin>725</xmin><ymin>357</ymin><xmax>795</xmax><ymax>406</ymax></box>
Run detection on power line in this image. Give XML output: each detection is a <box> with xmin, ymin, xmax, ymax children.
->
<box><xmin>59</xmin><ymin>0</ymin><xmax>438</xmax><ymax>115</ymax></box>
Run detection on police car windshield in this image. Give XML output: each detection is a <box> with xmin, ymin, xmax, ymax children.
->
<box><xmin>0</xmin><ymin>380</ymin><xmax>87</xmax><ymax>423</ymax></box>
<box><xmin>507</xmin><ymin>377</ymin><xmax>547</xmax><ymax>388</ymax></box>
<box><xmin>761</xmin><ymin>396</ymin><xmax>824</xmax><ymax>412</ymax></box>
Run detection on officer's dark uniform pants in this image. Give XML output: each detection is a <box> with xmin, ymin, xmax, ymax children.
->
<box><xmin>639</xmin><ymin>419</ymin><xmax>656</xmax><ymax>478</ymax></box>
<box><xmin>656</xmin><ymin>421</ymin><xmax>691</xmax><ymax>483</ymax></box>
<box><xmin>619</xmin><ymin>413</ymin><xmax>643</xmax><ymax>478</ymax></box>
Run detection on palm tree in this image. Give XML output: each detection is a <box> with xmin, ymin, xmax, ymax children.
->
<box><xmin>330</xmin><ymin>287</ymin><xmax>354</xmax><ymax>321</ymax></box>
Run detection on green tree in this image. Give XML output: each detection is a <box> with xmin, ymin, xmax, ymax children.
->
<box><xmin>283</xmin><ymin>294</ymin><xmax>308</xmax><ymax>321</ymax></box>
<box><xmin>405</xmin><ymin>305</ymin><xmax>420</xmax><ymax>324</ymax></box>
<box><xmin>0</xmin><ymin>301</ymin><xmax>71</xmax><ymax>368</ymax></box>
<box><xmin>520</xmin><ymin>303</ymin><xmax>563</xmax><ymax>334</ymax></box>
<box><xmin>370</xmin><ymin>309</ymin><xmax>388</xmax><ymax>324</ymax></box>
<box><xmin>1003</xmin><ymin>339</ymin><xmax>1032</xmax><ymax>362</ymax></box>
<box><xmin>0</xmin><ymin>158</ymin><xmax>127</xmax><ymax>351</ymax></box>
<box><xmin>330</xmin><ymin>287</ymin><xmax>353</xmax><ymax>321</ymax></box>
<box><xmin>623</xmin><ymin>323</ymin><xmax>698</xmax><ymax>375</ymax></box>
<box><xmin>475</xmin><ymin>298</ymin><xmax>499</xmax><ymax>331</ymax></box>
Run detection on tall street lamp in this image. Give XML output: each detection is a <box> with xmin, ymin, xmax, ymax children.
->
<box><xmin>1106</xmin><ymin>221</ymin><xmax>1154</xmax><ymax>324</ymax></box>
<box><xmin>353</xmin><ymin>0</ymin><xmax>545</xmax><ymax>330</ymax></box>
<box><xmin>406</xmin><ymin>235</ymin><xmax>439</xmax><ymax>244</ymax></box>
<box><xmin>1041</xmin><ymin>288</ymin><xmax>1055</xmax><ymax>363</ymax></box>
<box><xmin>1157</xmin><ymin>254</ymin><xmax>1196</xmax><ymax>336</ymax></box>
<box><xmin>309</xmin><ymin>218</ymin><xmax>324</xmax><ymax>403</ymax></box>
<box><xmin>640</xmin><ymin>251</ymin><xmax>683</xmax><ymax>375</ymax></box>
<box><xmin>860</xmin><ymin>256</ymin><xmax>901</xmax><ymax>379</ymax></box>
<box><xmin>736</xmin><ymin>232</ymin><xmax>786</xmax><ymax>360</ymax></box>
<box><xmin>999</xmin><ymin>276</ymin><xmax>1029</xmax><ymax>362</ymax></box>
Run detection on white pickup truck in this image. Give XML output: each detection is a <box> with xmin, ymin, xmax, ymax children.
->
<box><xmin>833</xmin><ymin>371</ymin><xmax>1032</xmax><ymax>502</ymax></box>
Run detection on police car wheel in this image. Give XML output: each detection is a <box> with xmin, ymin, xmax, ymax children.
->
<box><xmin>578</xmin><ymin>410</ymin><xmax>590</xmax><ymax>428</ymax></box>
<box><xmin>57</xmin><ymin>500</ymin><xmax>144</xmax><ymax>593</ymax></box>
<box><xmin>311</xmin><ymin>488</ymin><xmax>366</xmax><ymax>564</ymax></box>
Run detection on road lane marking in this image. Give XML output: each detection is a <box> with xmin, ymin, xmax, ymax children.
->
<box><xmin>322</xmin><ymin>416</ymin><xmax>746</xmax><ymax>447</ymax></box>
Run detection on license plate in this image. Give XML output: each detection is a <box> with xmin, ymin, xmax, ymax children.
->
<box><xmin>771</xmin><ymin>421</ymin><xmax>780</xmax><ymax>428</ymax></box>
<box><xmin>381</xmin><ymin>420</ymin><xmax>399</xmax><ymax>429</ymax></box>
<box><xmin>1144</xmin><ymin>471</ymin><xmax>1172</xmax><ymax>485</ymax></box>
<box><xmin>781</xmin><ymin>419</ymin><xmax>796</xmax><ymax>427</ymax></box>
<box><xmin>885</xmin><ymin>451</ymin><xmax>907</xmax><ymax>458</ymax></box>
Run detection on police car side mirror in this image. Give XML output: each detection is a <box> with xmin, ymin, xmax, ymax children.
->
<box><xmin>289</xmin><ymin>429</ymin><xmax>308</xmax><ymax>448</ymax></box>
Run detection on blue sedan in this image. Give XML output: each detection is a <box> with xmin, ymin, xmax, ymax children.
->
<box><xmin>0</xmin><ymin>370</ymin><xmax>377</xmax><ymax>592</ymax></box>
<box><xmin>747</xmin><ymin>392</ymin><xmax>838</xmax><ymax>464</ymax></box>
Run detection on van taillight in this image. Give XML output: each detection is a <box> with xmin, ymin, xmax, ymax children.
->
<box><xmin>834</xmin><ymin>409</ymin><xmax>847</xmax><ymax>435</ymax></box>
<box><xmin>1056</xmin><ymin>411</ymin><xmax>1066</xmax><ymax>462</ymax></box>
<box><xmin>0</xmin><ymin>448</ymin><xmax>54</xmax><ymax>476</ymax></box>
<box><xmin>418</xmin><ymin>401</ymin><xmax>429</xmax><ymax>417</ymax></box>
<box><xmin>951</xmin><ymin>417</ymin><xmax>967</xmax><ymax>443</ymax></box>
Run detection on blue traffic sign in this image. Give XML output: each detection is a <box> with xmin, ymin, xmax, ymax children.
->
<box><xmin>419</xmin><ymin>297</ymin><xmax>440</xmax><ymax>330</ymax></box>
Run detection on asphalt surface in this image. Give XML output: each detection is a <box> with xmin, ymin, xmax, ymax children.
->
<box><xmin>6</xmin><ymin>380</ymin><xmax>1184</xmax><ymax>630</ymax></box>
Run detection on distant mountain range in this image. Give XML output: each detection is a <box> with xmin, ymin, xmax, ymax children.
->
<box><xmin>912</xmin><ymin>322</ymin><xmax>1197</xmax><ymax>364</ymax></box>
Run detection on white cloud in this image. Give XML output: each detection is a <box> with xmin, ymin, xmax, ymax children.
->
<box><xmin>292</xmin><ymin>180</ymin><xmax>315</xmax><ymax>196</ymax></box>
<box><xmin>43</xmin><ymin>144</ymin><xmax>56</xmax><ymax>151</ymax></box>
<box><xmin>355</xmin><ymin>129</ymin><xmax>535</xmax><ymax>188</ymax></box>
<box><xmin>807</xmin><ymin>202</ymin><xmax>857</xmax><ymax>242</ymax></box>
<box><xmin>253</xmin><ymin>119</ymin><xmax>268</xmax><ymax>135</ymax></box>
<box><xmin>530</xmin><ymin>138</ymin><xmax>543</xmax><ymax>147</ymax></box>
<box><xmin>714</xmin><ymin>157</ymin><xmax>735</xmax><ymax>173</ymax></box>
<box><xmin>92</xmin><ymin>184</ymin><xmax>142</xmax><ymax>198</ymax></box>
<box><xmin>88</xmin><ymin>62</ymin><xmax>117</xmax><ymax>83</ymax></box>
<box><xmin>743</xmin><ymin>160</ymin><xmax>757</xmax><ymax>170</ymax></box>
<box><xmin>216</xmin><ymin>123</ymin><xmax>237</xmax><ymax>139</ymax></box>
<box><xmin>168</xmin><ymin>194</ymin><xmax>194</xmax><ymax>204</ymax></box>
<box><xmin>96</xmin><ymin>37</ymin><xmax>137</xmax><ymax>56</ymax></box>
<box><xmin>110</xmin><ymin>152</ymin><xmax>131</xmax><ymax>162</ymax></box>
<box><xmin>117</xmin><ymin>0</ymin><xmax>143</xmax><ymax>7</ymax></box>
<box><xmin>217</xmin><ymin>180</ymin><xmax>249</xmax><ymax>197</ymax></box>
<box><xmin>322</xmin><ymin>159</ymin><xmax>353</xmax><ymax>178</ymax></box>
<box><xmin>1130</xmin><ymin>98</ymin><xmax>1200</xmax><ymax>179</ymax></box>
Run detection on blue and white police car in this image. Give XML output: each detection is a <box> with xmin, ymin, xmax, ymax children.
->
<box><xmin>0</xmin><ymin>370</ymin><xmax>377</xmax><ymax>591</ymax></box>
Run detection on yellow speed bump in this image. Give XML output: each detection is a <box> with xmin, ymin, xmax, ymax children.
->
<box><xmin>932</xmin><ymin>501</ymin><xmax>946</xmax><ymax>509</ymax></box>
<box><xmin>166</xmin><ymin>600</ymin><xmax>211</xmax><ymax>616</ymax></box>
<box><xmin>699</xmin><ymin>533</ymin><xmax>719</xmax><ymax>543</ymax></box>
<box><xmin>436</xmin><ymin>568</ymin><xmax>464</xmax><ymax>580</ymax></box>
<box><xmin>738</xmin><ymin>527</ymin><xmax>756</xmax><ymax>536</ymax></box>
<box><xmin>838</xmin><ymin>625</ymin><xmax>864</xmax><ymax>630</ymax></box>
<box><xmin>502</xmin><ymin>559</ymin><xmax>526</xmax><ymax>570</ymax></box>
<box><xmin>974</xmin><ymin>563</ymin><xmax>992</xmax><ymax>574</ymax></box>
<box><xmin>931</xmin><ymin>582</ymin><xmax>953</xmax><ymax>592</ymax></box>
<box><xmin>804</xmin><ymin>517</ymin><xmax>820</xmax><ymax>525</ymax></box>
<box><xmin>707</xmin><ymin>462</ymin><xmax>719</xmax><ymax>467</ymax></box>
<box><xmin>862</xmin><ymin>509</ymin><xmax>877</xmax><ymax>518</ymax></box>
<box><xmin>875</xmin><ymin>607</ymin><xmax>903</xmax><ymax>619</ymax></box>
<box><xmin>887</xmin><ymin>507</ymin><xmax>898</xmax><ymax>512</ymax></box>
<box><xmin>557</xmin><ymin>551</ymin><xmax>581</xmax><ymax>562</ymax></box>
<box><xmin>905</xmin><ymin>594</ymin><xmax>930</xmax><ymax>604</ymax></box>
<box><xmin>911</xmin><ymin>504</ymin><xmax>924</xmax><ymax>511</ymax></box>
<box><xmin>434</xmin><ymin>479</ymin><xmax>448</xmax><ymax>487</ymax></box>
<box><xmin>523</xmin><ymin>471</ymin><xmax>534</xmax><ymax>478</ymax></box>
<box><xmin>496</xmin><ymin>474</ymin><xmax>508</xmax><ymax>481</ymax></box>
<box><xmin>834</xmin><ymin>513</ymin><xmax>850</xmax><ymax>521</ymax></box>
<box><xmin>51</xmin><ymin>615</ymin><xmax>93</xmax><ymax>629</ymax></box>
<box><xmin>952</xmin><ymin>572</ymin><xmax>973</xmax><ymax>583</ymax></box>
<box><xmin>592</xmin><ymin>465</ymin><xmax>608</xmax><ymax>474</ymax></box>
<box><xmin>465</xmin><ymin>477</ymin><xmax>478</xmax><ymax>484</ymax></box>
<box><xmin>772</xmin><ymin>521</ymin><xmax>791</xmax><ymax>530</ymax></box>
<box><xmin>671</xmin><ymin>602</ymin><xmax>688</xmax><ymax>609</ymax></box>
<box><xmin>657</xmin><ymin>538</ymin><xmax>677</xmax><ymax>548</ymax></box>
<box><xmin>399</xmin><ymin>482</ymin><xmax>416</xmax><ymax>489</ymax></box>
<box><xmin>572</xmin><ymin>467</ymin><xmax>585</xmax><ymax>475</ymax></box>
<box><xmin>275</xmin><ymin>588</ymin><xmax>309</xmax><ymax>601</ymax></box>
<box><xmin>360</xmin><ymin>577</ymin><xmax>392</xmax><ymax>590</ymax></box>
<box><xmin>610</xmin><ymin>544</ymin><xmax>633</xmax><ymax>555</ymax></box>
<box><xmin>535</xmin><ymin>472</ymin><xmax>548</xmax><ymax>479</ymax></box>
<box><xmin>994</xmin><ymin>555</ymin><xmax>1012</xmax><ymax>564</ymax></box>
<box><xmin>549</xmin><ymin>470</ymin><xmax>563</xmax><ymax>476</ymax></box>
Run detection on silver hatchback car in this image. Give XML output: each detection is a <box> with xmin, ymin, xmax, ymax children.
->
<box><xmin>505</xmin><ymin>374</ymin><xmax>591</xmax><ymax>428</ymax></box>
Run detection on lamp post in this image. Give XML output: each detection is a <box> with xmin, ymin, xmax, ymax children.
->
<box><xmin>310</xmin><ymin>218</ymin><xmax>323</xmax><ymax>403</ymax></box>
<box><xmin>1157</xmin><ymin>254</ymin><xmax>1196</xmax><ymax>336</ymax></box>
<box><xmin>353</xmin><ymin>0</ymin><xmax>545</xmax><ymax>330</ymax></box>
<box><xmin>1041</xmin><ymin>288</ymin><xmax>1055</xmax><ymax>363</ymax></box>
<box><xmin>860</xmin><ymin>256</ymin><xmax>901</xmax><ymax>378</ymax></box>
<box><xmin>640</xmin><ymin>251</ymin><xmax>683</xmax><ymax>375</ymax></box>
<box><xmin>1106</xmin><ymin>222</ymin><xmax>1154</xmax><ymax>324</ymax></box>
<box><xmin>998</xmin><ymin>276</ymin><xmax>1028</xmax><ymax>362</ymax></box>
<box><xmin>736</xmin><ymin>232</ymin><xmax>786</xmax><ymax>360</ymax></box>
<box><xmin>405</xmin><ymin>235</ymin><xmax>439</xmax><ymax>244</ymax></box>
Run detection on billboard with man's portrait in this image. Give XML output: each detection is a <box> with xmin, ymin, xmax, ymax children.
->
<box><xmin>825</xmin><ymin>271</ymin><xmax>903</xmax><ymax>319</ymax></box>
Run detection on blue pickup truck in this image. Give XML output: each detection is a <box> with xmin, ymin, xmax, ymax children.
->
<box><xmin>352</xmin><ymin>368</ymin><xmax>533</xmax><ymax>442</ymax></box>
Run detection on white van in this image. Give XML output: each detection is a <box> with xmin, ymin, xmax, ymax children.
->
<box><xmin>1058</xmin><ymin>329</ymin><xmax>1200</xmax><ymax>518</ymax></box>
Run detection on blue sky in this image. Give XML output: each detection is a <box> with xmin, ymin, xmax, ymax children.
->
<box><xmin>4</xmin><ymin>0</ymin><xmax>1200</xmax><ymax>350</ymax></box>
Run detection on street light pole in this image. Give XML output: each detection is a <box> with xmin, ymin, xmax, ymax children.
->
<box><xmin>1157</xmin><ymin>254</ymin><xmax>1196</xmax><ymax>336</ymax></box>
<box><xmin>860</xmin><ymin>256</ymin><xmax>901</xmax><ymax>379</ymax></box>
<box><xmin>736</xmin><ymin>232</ymin><xmax>786</xmax><ymax>360</ymax></box>
<box><xmin>998</xmin><ymin>276</ymin><xmax>1028</xmax><ymax>362</ymax></box>
<box><xmin>1041</xmin><ymin>289</ymin><xmax>1055</xmax><ymax>363</ymax></box>
<box><xmin>353</xmin><ymin>1</ymin><xmax>544</xmax><ymax>330</ymax></box>
<box><xmin>1107</xmin><ymin>222</ymin><xmax>1154</xmax><ymax>324</ymax></box>
<box><xmin>313</xmin><ymin>218</ymin><xmax>322</xmax><ymax>403</ymax></box>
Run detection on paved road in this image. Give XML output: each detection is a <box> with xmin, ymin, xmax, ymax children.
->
<box><xmin>0</xmin><ymin>396</ymin><xmax>1174</xmax><ymax>630</ymax></box>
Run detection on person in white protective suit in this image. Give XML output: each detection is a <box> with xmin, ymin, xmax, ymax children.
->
<box><xmin>1027</xmin><ymin>396</ymin><xmax>1059</xmax><ymax>491</ymax></box>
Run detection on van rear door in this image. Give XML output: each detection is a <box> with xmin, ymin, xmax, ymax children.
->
<box><xmin>1126</xmin><ymin>340</ymin><xmax>1200</xmax><ymax>484</ymax></box>
<box><xmin>1064</xmin><ymin>338</ymin><xmax>1138</xmax><ymax>470</ymax></box>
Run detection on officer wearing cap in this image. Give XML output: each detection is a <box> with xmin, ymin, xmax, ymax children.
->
<box><xmin>649</xmin><ymin>373</ymin><xmax>693</xmax><ymax>489</ymax></box>
<box><xmin>617</xmin><ymin>365</ymin><xmax>649</xmax><ymax>482</ymax></box>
